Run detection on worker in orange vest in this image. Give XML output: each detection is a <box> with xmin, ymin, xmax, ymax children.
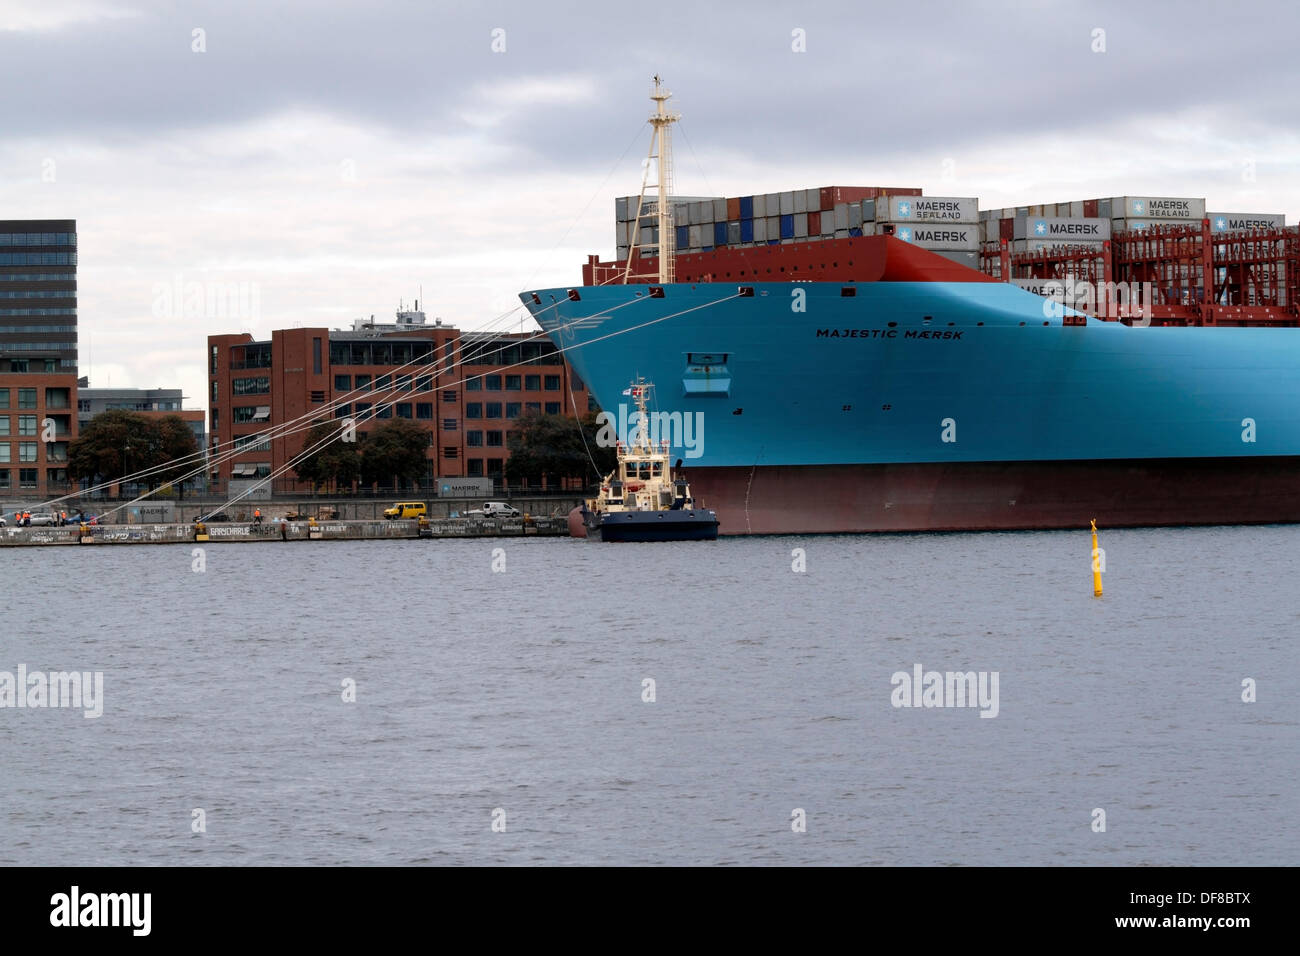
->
<box><xmin>253</xmin><ymin>508</ymin><xmax>262</xmax><ymax>525</ymax></box>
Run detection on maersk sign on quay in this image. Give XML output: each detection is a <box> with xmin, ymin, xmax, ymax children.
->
<box><xmin>520</xmin><ymin>79</ymin><xmax>1300</xmax><ymax>535</ymax></box>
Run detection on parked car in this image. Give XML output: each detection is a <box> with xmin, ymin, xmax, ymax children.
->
<box><xmin>465</xmin><ymin>501</ymin><xmax>521</xmax><ymax>517</ymax></box>
<box><xmin>201</xmin><ymin>512</ymin><xmax>232</xmax><ymax>523</ymax></box>
<box><xmin>383</xmin><ymin>501</ymin><xmax>427</xmax><ymax>520</ymax></box>
<box><xmin>27</xmin><ymin>512</ymin><xmax>59</xmax><ymax>527</ymax></box>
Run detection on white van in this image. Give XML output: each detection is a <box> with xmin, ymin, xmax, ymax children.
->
<box><xmin>466</xmin><ymin>501</ymin><xmax>520</xmax><ymax>517</ymax></box>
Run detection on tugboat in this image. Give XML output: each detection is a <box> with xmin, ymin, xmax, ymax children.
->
<box><xmin>580</xmin><ymin>382</ymin><xmax>719</xmax><ymax>542</ymax></box>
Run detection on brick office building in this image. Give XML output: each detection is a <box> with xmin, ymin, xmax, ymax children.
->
<box><xmin>0</xmin><ymin>219</ymin><xmax>78</xmax><ymax>499</ymax></box>
<box><xmin>207</xmin><ymin>310</ymin><xmax>594</xmax><ymax>494</ymax></box>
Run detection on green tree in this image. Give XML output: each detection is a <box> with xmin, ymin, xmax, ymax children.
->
<box><xmin>68</xmin><ymin>410</ymin><xmax>202</xmax><ymax>496</ymax></box>
<box><xmin>360</xmin><ymin>418</ymin><xmax>428</xmax><ymax>490</ymax></box>
<box><xmin>506</xmin><ymin>411</ymin><xmax>613</xmax><ymax>489</ymax></box>
<box><xmin>293</xmin><ymin>419</ymin><xmax>361</xmax><ymax>491</ymax></box>
<box><xmin>149</xmin><ymin>415</ymin><xmax>201</xmax><ymax>497</ymax></box>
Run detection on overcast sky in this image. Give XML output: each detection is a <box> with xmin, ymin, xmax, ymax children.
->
<box><xmin>3</xmin><ymin>0</ymin><xmax>1298</xmax><ymax>408</ymax></box>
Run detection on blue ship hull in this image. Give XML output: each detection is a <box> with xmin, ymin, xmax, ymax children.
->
<box><xmin>521</xmin><ymin>281</ymin><xmax>1300</xmax><ymax>533</ymax></box>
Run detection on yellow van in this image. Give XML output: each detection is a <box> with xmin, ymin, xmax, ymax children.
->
<box><xmin>383</xmin><ymin>501</ymin><xmax>427</xmax><ymax>520</ymax></box>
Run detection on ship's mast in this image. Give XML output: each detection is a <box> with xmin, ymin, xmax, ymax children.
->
<box><xmin>647</xmin><ymin>76</ymin><xmax>680</xmax><ymax>284</ymax></box>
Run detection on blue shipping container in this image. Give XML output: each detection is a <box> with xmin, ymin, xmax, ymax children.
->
<box><xmin>739</xmin><ymin>196</ymin><xmax>754</xmax><ymax>219</ymax></box>
<box><xmin>740</xmin><ymin>219</ymin><xmax>754</xmax><ymax>242</ymax></box>
<box><xmin>780</xmin><ymin>214</ymin><xmax>795</xmax><ymax>239</ymax></box>
<box><xmin>848</xmin><ymin>227</ymin><xmax>863</xmax><ymax>237</ymax></box>
<box><xmin>714</xmin><ymin>222</ymin><xmax>728</xmax><ymax>246</ymax></box>
<box><xmin>676</xmin><ymin>225</ymin><xmax>688</xmax><ymax>248</ymax></box>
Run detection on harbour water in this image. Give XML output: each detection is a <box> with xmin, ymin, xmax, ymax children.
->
<box><xmin>1</xmin><ymin>525</ymin><xmax>1296</xmax><ymax>865</ymax></box>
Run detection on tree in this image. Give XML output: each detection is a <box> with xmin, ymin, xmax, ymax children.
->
<box><xmin>293</xmin><ymin>419</ymin><xmax>361</xmax><ymax>491</ymax></box>
<box><xmin>359</xmin><ymin>418</ymin><xmax>428</xmax><ymax>490</ymax></box>
<box><xmin>67</xmin><ymin>410</ymin><xmax>200</xmax><ymax>496</ymax></box>
<box><xmin>505</xmin><ymin>411</ymin><xmax>614</xmax><ymax>489</ymax></box>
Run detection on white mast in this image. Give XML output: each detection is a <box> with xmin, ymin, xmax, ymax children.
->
<box><xmin>625</xmin><ymin>76</ymin><xmax>681</xmax><ymax>285</ymax></box>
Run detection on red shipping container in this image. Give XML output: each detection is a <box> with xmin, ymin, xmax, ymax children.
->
<box><xmin>1084</xmin><ymin>199</ymin><xmax>1099</xmax><ymax>217</ymax></box>
<box><xmin>999</xmin><ymin>218</ymin><xmax>1014</xmax><ymax>241</ymax></box>
<box><xmin>819</xmin><ymin>187</ymin><xmax>834</xmax><ymax>210</ymax></box>
<box><xmin>726</xmin><ymin>197</ymin><xmax>740</xmax><ymax>220</ymax></box>
<box><xmin>808</xmin><ymin>211</ymin><xmax>821</xmax><ymax>234</ymax></box>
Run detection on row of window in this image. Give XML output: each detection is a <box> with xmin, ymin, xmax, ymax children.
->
<box><xmin>0</xmin><ymin>233</ymin><xmax>76</xmax><ymax>246</ymax></box>
<box><xmin>0</xmin><ymin>442</ymin><xmax>42</xmax><ymax>462</ymax></box>
<box><xmin>232</xmin><ymin>376</ymin><xmax>270</xmax><ymax>395</ymax></box>
<box><xmin>0</xmin><ymin>388</ymin><xmax>38</xmax><ymax>409</ymax></box>
<box><xmin>466</xmin><ymin>402</ymin><xmax>561</xmax><ymax>419</ymax></box>
<box><xmin>0</xmin><ymin>291</ymin><xmax>76</xmax><ymax>299</ymax></box>
<box><xmin>231</xmin><ymin>406</ymin><xmax>271</xmax><ymax>424</ymax></box>
<box><xmin>328</xmin><ymin>340</ymin><xmax>443</xmax><ymax>367</ymax></box>
<box><xmin>0</xmin><ymin>468</ymin><xmax>42</xmax><ymax>489</ymax></box>
<box><xmin>0</xmin><ymin>310</ymin><xmax>76</xmax><ymax>317</ymax></box>
<box><xmin>3</xmin><ymin>358</ymin><xmax>74</xmax><ymax>373</ymax></box>
<box><xmin>0</xmin><ymin>273</ymin><xmax>75</xmax><ymax>282</ymax></box>
<box><xmin>465</xmin><ymin>459</ymin><xmax>505</xmax><ymax>477</ymax></box>
<box><xmin>0</xmin><ymin>415</ymin><xmax>39</xmax><ymax>435</ymax></box>
<box><xmin>0</xmin><ymin>254</ymin><xmax>77</xmax><ymax>265</ymax></box>
<box><xmin>465</xmin><ymin>374</ymin><xmax>562</xmax><ymax>391</ymax></box>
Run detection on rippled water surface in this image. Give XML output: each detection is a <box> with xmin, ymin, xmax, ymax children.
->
<box><xmin>1</xmin><ymin>526</ymin><xmax>1296</xmax><ymax>865</ymax></box>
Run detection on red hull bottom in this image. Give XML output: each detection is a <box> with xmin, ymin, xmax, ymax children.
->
<box><xmin>686</xmin><ymin>458</ymin><xmax>1300</xmax><ymax>534</ymax></box>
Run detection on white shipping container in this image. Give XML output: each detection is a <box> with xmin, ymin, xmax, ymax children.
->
<box><xmin>834</xmin><ymin>203</ymin><xmax>849</xmax><ymax>231</ymax></box>
<box><xmin>794</xmin><ymin>212</ymin><xmax>808</xmax><ymax>237</ymax></box>
<box><xmin>617</xmin><ymin>244</ymin><xmax>629</xmax><ymax>261</ymax></box>
<box><xmin>779</xmin><ymin>192</ymin><xmax>794</xmax><ymax>215</ymax></box>
<box><xmin>1011</xmin><ymin>239</ymin><xmax>1106</xmax><ymax>253</ymax></box>
<box><xmin>805</xmin><ymin>187</ymin><xmax>820</xmax><ymax>210</ymax></box>
<box><xmin>834</xmin><ymin>228</ymin><xmax>850</xmax><ymax>239</ymax></box>
<box><xmin>932</xmin><ymin>250</ymin><xmax>981</xmax><ymax>269</ymax></box>
<box><xmin>1070</xmin><ymin>201</ymin><xmax>1084</xmax><ymax>218</ymax></box>
<box><xmin>1111</xmin><ymin>218</ymin><xmax>1202</xmax><ymax>233</ymax></box>
<box><xmin>615</xmin><ymin>197</ymin><xmax>629</xmax><ymax>220</ymax></box>
<box><xmin>1113</xmin><ymin>196</ymin><xmax>1206</xmax><ymax>220</ymax></box>
<box><xmin>766</xmin><ymin>215</ymin><xmax>780</xmax><ymax>237</ymax></box>
<box><xmin>752</xmin><ymin>194</ymin><xmax>767</xmax><ymax>218</ymax></box>
<box><xmin>712</xmin><ymin>198</ymin><xmax>727</xmax><ymax>220</ymax></box>
<box><xmin>877</xmin><ymin>195</ymin><xmax>979</xmax><ymax>223</ymax></box>
<box><xmin>848</xmin><ymin>203</ymin><xmax>862</xmax><ymax>229</ymax></box>
<box><xmin>688</xmin><ymin>225</ymin><xmax>702</xmax><ymax>248</ymax></box>
<box><xmin>752</xmin><ymin>218</ymin><xmax>767</xmax><ymax>242</ymax></box>
<box><xmin>793</xmin><ymin>190</ymin><xmax>808</xmax><ymax>214</ymax></box>
<box><xmin>1014</xmin><ymin>217</ymin><xmax>1112</xmax><ymax>241</ymax></box>
<box><xmin>892</xmin><ymin>223</ymin><xmax>981</xmax><ymax>250</ymax></box>
<box><xmin>861</xmin><ymin>199</ymin><xmax>875</xmax><ymax>221</ymax></box>
<box><xmin>1208</xmin><ymin>212</ymin><xmax>1286</xmax><ymax>232</ymax></box>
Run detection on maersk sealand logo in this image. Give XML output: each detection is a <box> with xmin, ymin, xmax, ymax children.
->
<box><xmin>896</xmin><ymin>200</ymin><xmax>912</xmax><ymax>218</ymax></box>
<box><xmin>897</xmin><ymin>226</ymin><xmax>913</xmax><ymax>242</ymax></box>
<box><xmin>1034</xmin><ymin>220</ymin><xmax>1048</xmax><ymax>236</ymax></box>
<box><xmin>1214</xmin><ymin>216</ymin><xmax>1228</xmax><ymax>232</ymax></box>
<box><xmin>1130</xmin><ymin>199</ymin><xmax>1145</xmax><ymax>215</ymax></box>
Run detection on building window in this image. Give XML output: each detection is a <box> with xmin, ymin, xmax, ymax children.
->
<box><xmin>311</xmin><ymin>390</ymin><xmax>325</xmax><ymax>404</ymax></box>
<box><xmin>465</xmin><ymin>377</ymin><xmax>481</xmax><ymax>391</ymax></box>
<box><xmin>442</xmin><ymin>418</ymin><xmax>457</xmax><ymax>431</ymax></box>
<box><xmin>18</xmin><ymin>415</ymin><xmax>36</xmax><ymax>436</ymax></box>
<box><xmin>0</xmin><ymin>443</ymin><xmax>9</xmax><ymax>462</ymax></box>
<box><xmin>486</xmin><ymin>402</ymin><xmax>502</xmax><ymax>419</ymax></box>
<box><xmin>376</xmin><ymin>405</ymin><xmax>392</xmax><ymax>419</ymax></box>
<box><xmin>210</xmin><ymin>345</ymin><xmax>218</xmax><ymax>374</ymax></box>
<box><xmin>232</xmin><ymin>405</ymin><xmax>271</xmax><ymax>424</ymax></box>
<box><xmin>18</xmin><ymin>388</ymin><xmax>36</xmax><ymax>409</ymax></box>
<box><xmin>417</xmin><ymin>375</ymin><xmax>433</xmax><ymax>392</ymax></box>
<box><xmin>9</xmin><ymin>360</ymin><xmax>28</xmax><ymax>373</ymax></box>
<box><xmin>465</xmin><ymin>403</ymin><xmax>482</xmax><ymax>419</ymax></box>
<box><xmin>396</xmin><ymin>403</ymin><xmax>412</xmax><ymax>419</ymax></box>
<box><xmin>211</xmin><ymin>408</ymin><xmax>219</xmax><ymax>431</ymax></box>
<box><xmin>0</xmin><ymin>389</ymin><xmax>8</xmax><ymax>409</ymax></box>
<box><xmin>467</xmin><ymin>431</ymin><xmax>483</xmax><ymax>447</ymax></box>
<box><xmin>312</xmin><ymin>337</ymin><xmax>322</xmax><ymax>375</ymax></box>
<box><xmin>505</xmin><ymin>402</ymin><xmax>521</xmax><ymax>419</ymax></box>
<box><xmin>19</xmin><ymin>468</ymin><xmax>36</xmax><ymax>489</ymax></box>
<box><xmin>442</xmin><ymin>390</ymin><xmax>456</xmax><ymax>403</ymax></box>
<box><xmin>335</xmin><ymin>374</ymin><xmax>351</xmax><ymax>392</ymax></box>
<box><xmin>486</xmin><ymin>431</ymin><xmax>503</xmax><ymax>447</ymax></box>
<box><xmin>232</xmin><ymin>376</ymin><xmax>270</xmax><ymax>395</ymax></box>
<box><xmin>525</xmin><ymin>402</ymin><xmax>541</xmax><ymax>414</ymax></box>
<box><xmin>443</xmin><ymin>446</ymin><xmax>458</xmax><ymax>459</ymax></box>
<box><xmin>505</xmin><ymin>375</ymin><xmax>521</xmax><ymax>390</ymax></box>
<box><xmin>0</xmin><ymin>469</ymin><xmax>8</xmax><ymax>489</ymax></box>
<box><xmin>211</xmin><ymin>381</ymin><xmax>218</xmax><ymax>403</ymax></box>
<box><xmin>416</xmin><ymin>403</ymin><xmax>433</xmax><ymax>420</ymax></box>
<box><xmin>525</xmin><ymin>374</ymin><xmax>540</xmax><ymax>391</ymax></box>
<box><xmin>485</xmin><ymin>375</ymin><xmax>502</xmax><ymax>391</ymax></box>
<box><xmin>335</xmin><ymin>403</ymin><xmax>352</xmax><ymax>418</ymax></box>
<box><xmin>397</xmin><ymin>374</ymin><xmax>412</xmax><ymax>391</ymax></box>
<box><xmin>0</xmin><ymin>417</ymin><xmax>7</xmax><ymax>436</ymax></box>
<box><xmin>486</xmin><ymin>459</ymin><xmax>503</xmax><ymax>477</ymax></box>
<box><xmin>356</xmin><ymin>374</ymin><xmax>371</xmax><ymax>391</ymax></box>
<box><xmin>19</xmin><ymin>442</ymin><xmax>37</xmax><ymax>462</ymax></box>
<box><xmin>545</xmin><ymin>402</ymin><xmax>561</xmax><ymax>414</ymax></box>
<box><xmin>356</xmin><ymin>402</ymin><xmax>372</xmax><ymax>420</ymax></box>
<box><xmin>545</xmin><ymin>376</ymin><xmax>561</xmax><ymax>391</ymax></box>
<box><xmin>467</xmin><ymin>458</ymin><xmax>483</xmax><ymax>476</ymax></box>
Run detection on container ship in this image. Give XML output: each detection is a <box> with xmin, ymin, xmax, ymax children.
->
<box><xmin>519</xmin><ymin>79</ymin><xmax>1300</xmax><ymax>534</ymax></box>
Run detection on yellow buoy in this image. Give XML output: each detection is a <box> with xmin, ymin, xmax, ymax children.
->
<box><xmin>1090</xmin><ymin>519</ymin><xmax>1103</xmax><ymax>597</ymax></box>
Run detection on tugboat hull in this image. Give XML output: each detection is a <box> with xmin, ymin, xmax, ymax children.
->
<box><xmin>590</xmin><ymin>509</ymin><xmax>720</xmax><ymax>542</ymax></box>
